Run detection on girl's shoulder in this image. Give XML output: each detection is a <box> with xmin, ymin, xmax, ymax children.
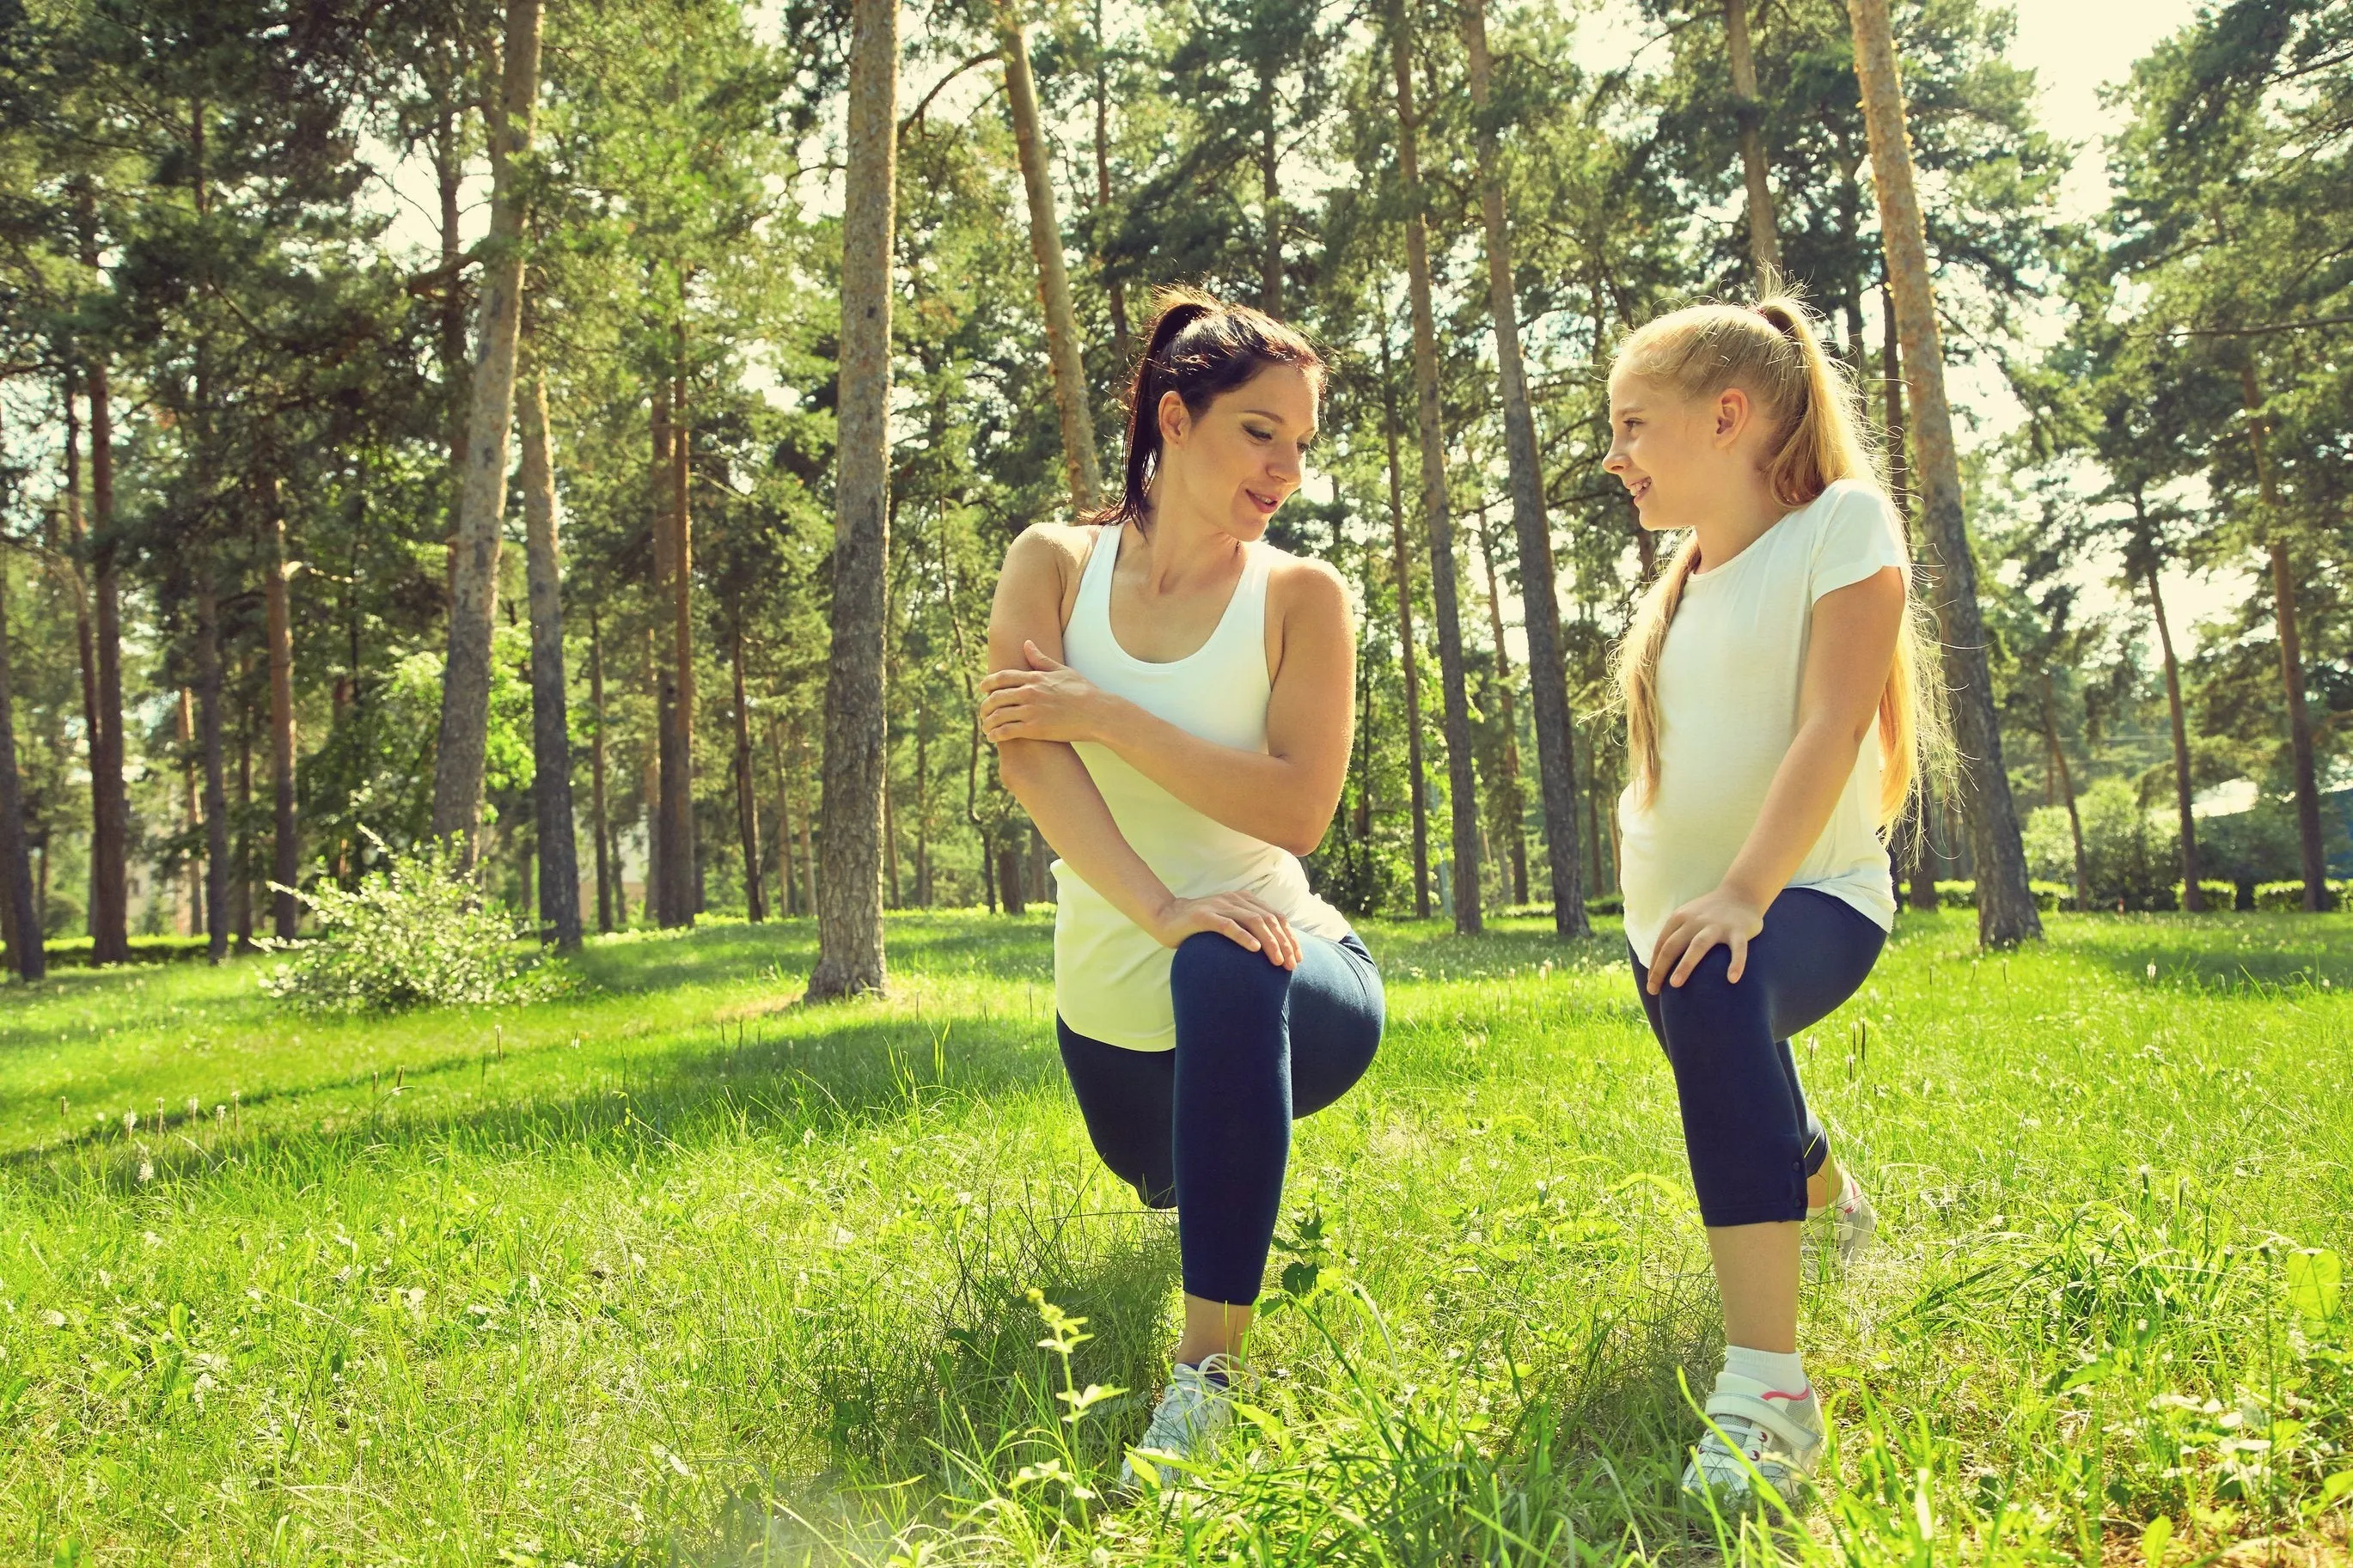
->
<box><xmin>1262</xmin><ymin>544</ymin><xmax>1353</xmax><ymax>620</ymax></box>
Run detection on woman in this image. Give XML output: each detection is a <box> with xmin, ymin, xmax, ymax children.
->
<box><xmin>980</xmin><ymin>290</ymin><xmax>1383</xmax><ymax>1485</ymax></box>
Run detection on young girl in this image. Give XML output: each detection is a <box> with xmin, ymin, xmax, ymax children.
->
<box><xmin>1604</xmin><ymin>295</ymin><xmax>1935</xmax><ymax>1505</ymax></box>
<box><xmin>979</xmin><ymin>291</ymin><xmax>1383</xmax><ymax>1484</ymax></box>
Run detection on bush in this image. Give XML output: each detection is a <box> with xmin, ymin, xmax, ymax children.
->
<box><xmin>258</xmin><ymin>835</ymin><xmax>575</xmax><ymax>1013</ymax></box>
<box><xmin>2021</xmin><ymin>779</ymin><xmax>2185</xmax><ymax>910</ymax></box>
<box><xmin>2255</xmin><ymin>878</ymin><xmax>2350</xmax><ymax>912</ymax></box>
<box><xmin>2173</xmin><ymin>880</ymin><xmax>2237</xmax><ymax>911</ymax></box>
<box><xmin>1928</xmin><ymin>879</ymin><xmax>2071</xmax><ymax>912</ymax></box>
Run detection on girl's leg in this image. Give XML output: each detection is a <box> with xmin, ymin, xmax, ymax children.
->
<box><xmin>1057</xmin><ymin>1019</ymin><xmax>1177</xmax><ymax>1206</ymax></box>
<box><xmin>1632</xmin><ymin>890</ymin><xmax>1885</xmax><ymax>1346</ymax></box>
<box><xmin>1166</xmin><ymin>930</ymin><xmax>1384</xmax><ymax>1363</ymax></box>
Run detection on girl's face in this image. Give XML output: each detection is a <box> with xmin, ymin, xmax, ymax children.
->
<box><xmin>1158</xmin><ymin>363</ymin><xmax>1320</xmax><ymax>541</ymax></box>
<box><xmin>1602</xmin><ymin>371</ymin><xmax>1763</xmax><ymax>533</ymax></box>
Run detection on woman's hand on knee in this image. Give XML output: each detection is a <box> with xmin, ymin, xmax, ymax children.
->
<box><xmin>1647</xmin><ymin>886</ymin><xmax>1766</xmax><ymax>992</ymax></box>
<box><xmin>1151</xmin><ymin>890</ymin><xmax>1300</xmax><ymax>969</ymax></box>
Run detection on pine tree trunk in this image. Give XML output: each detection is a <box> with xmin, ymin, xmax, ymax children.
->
<box><xmin>648</xmin><ymin>404</ymin><xmax>674</xmax><ymax>924</ymax></box>
<box><xmin>59</xmin><ymin>381</ymin><xmax>101</xmax><ymax>943</ymax></box>
<box><xmin>2041</xmin><ymin>678</ymin><xmax>2088</xmax><ymax>912</ymax></box>
<box><xmin>2237</xmin><ymin>362</ymin><xmax>2331</xmax><ymax>912</ymax></box>
<box><xmin>263</xmin><ymin>483</ymin><xmax>299</xmax><ymax>942</ymax></box>
<box><xmin>1476</xmin><ymin>513</ymin><xmax>1528</xmax><ymax>905</ymax></box>
<box><xmin>1724</xmin><ymin>0</ymin><xmax>1781</xmax><ymax>281</ymax></box>
<box><xmin>0</xmin><ymin>554</ymin><xmax>45</xmax><ymax>980</ymax></box>
<box><xmin>1464</xmin><ymin>0</ymin><xmax>1585</xmax><ymax>934</ymax></box>
<box><xmin>914</xmin><ymin>692</ymin><xmax>931</xmax><ymax>906</ymax></box>
<box><xmin>1389</xmin><ymin>0</ymin><xmax>1482</xmax><ymax>935</ymax></box>
<box><xmin>1091</xmin><ymin>0</ymin><xmax>1131</xmax><ymax>369</ymax></box>
<box><xmin>431</xmin><ymin>0</ymin><xmax>542</xmax><ymax>854</ymax></box>
<box><xmin>519</xmin><ymin>359</ymin><xmax>582</xmax><ymax>949</ymax></box>
<box><xmin>234</xmin><ymin>692</ymin><xmax>254</xmax><ymax>950</ymax></box>
<box><xmin>1258</xmin><ymin>62</ymin><xmax>1282</xmax><ymax>314</ymax></box>
<box><xmin>1849</xmin><ymin>0</ymin><xmax>2040</xmax><ymax>946</ymax></box>
<box><xmin>178</xmin><ymin>688</ymin><xmax>202</xmax><ymax>931</ymax></box>
<box><xmin>195</xmin><ymin>568</ymin><xmax>230</xmax><ymax>963</ymax></box>
<box><xmin>809</xmin><ymin>0</ymin><xmax>896</xmax><ymax>999</ymax></box>
<box><xmin>589</xmin><ymin>604</ymin><xmax>615</xmax><ymax>933</ymax></box>
<box><xmin>436</xmin><ymin>55</ymin><xmax>471</xmax><ymax>604</ymax></box>
<box><xmin>2145</xmin><ymin>560</ymin><xmax>2203</xmax><ymax>912</ymax></box>
<box><xmin>1880</xmin><ymin>284</ymin><xmax>1936</xmax><ymax>912</ymax></box>
<box><xmin>768</xmin><ymin>715</ymin><xmax>796</xmax><ymax>916</ymax></box>
<box><xmin>996</xmin><ymin>1</ymin><xmax>1101</xmax><ymax>509</ymax></box>
<box><xmin>75</xmin><ymin>187</ymin><xmax>129</xmax><ymax>964</ymax></box>
<box><xmin>667</xmin><ymin>354</ymin><xmax>698</xmax><ymax>922</ymax></box>
<box><xmin>731</xmin><ymin>623</ymin><xmax>765</xmax><ymax>922</ymax></box>
<box><xmin>1378</xmin><ymin>324</ymin><xmax>1432</xmax><ymax>918</ymax></box>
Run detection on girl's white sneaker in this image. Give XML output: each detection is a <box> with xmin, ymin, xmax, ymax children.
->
<box><xmin>1681</xmin><ymin>1370</ymin><xmax>1824</xmax><ymax>1510</ymax></box>
<box><xmin>1119</xmin><ymin>1356</ymin><xmax>1235</xmax><ymax>1488</ymax></box>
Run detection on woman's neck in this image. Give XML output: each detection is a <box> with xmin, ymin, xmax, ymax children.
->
<box><xmin>1134</xmin><ymin>484</ymin><xmax>1245</xmax><ymax>593</ymax></box>
<box><xmin>1689</xmin><ymin>468</ymin><xmax>1788</xmax><ymax>574</ymax></box>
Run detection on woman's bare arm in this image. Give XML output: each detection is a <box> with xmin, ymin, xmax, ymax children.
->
<box><xmin>987</xmin><ymin>527</ymin><xmax>1303</xmax><ymax>965</ymax></box>
<box><xmin>980</xmin><ymin>557</ymin><xmax>1355</xmax><ymax>857</ymax></box>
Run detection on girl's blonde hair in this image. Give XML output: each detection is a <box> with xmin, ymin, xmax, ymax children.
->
<box><xmin>1606</xmin><ymin>292</ymin><xmax>1945</xmax><ymax>825</ymax></box>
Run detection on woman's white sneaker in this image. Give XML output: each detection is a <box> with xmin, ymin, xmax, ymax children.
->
<box><xmin>1681</xmin><ymin>1370</ymin><xmax>1824</xmax><ymax>1510</ymax></box>
<box><xmin>1119</xmin><ymin>1356</ymin><xmax>1235</xmax><ymax>1488</ymax></box>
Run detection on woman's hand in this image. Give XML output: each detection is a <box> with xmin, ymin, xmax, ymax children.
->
<box><xmin>1148</xmin><ymin>889</ymin><xmax>1301</xmax><ymax>970</ymax></box>
<box><xmin>1647</xmin><ymin>885</ymin><xmax>1767</xmax><ymax>993</ymax></box>
<box><xmin>980</xmin><ymin>641</ymin><xmax>1118</xmax><ymax>747</ymax></box>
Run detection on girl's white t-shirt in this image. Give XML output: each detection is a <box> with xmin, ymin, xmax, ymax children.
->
<box><xmin>1617</xmin><ymin>479</ymin><xmax>1910</xmax><ymax>963</ymax></box>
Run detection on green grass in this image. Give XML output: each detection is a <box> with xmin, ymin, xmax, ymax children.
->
<box><xmin>2</xmin><ymin>909</ymin><xmax>2349</xmax><ymax>1565</ymax></box>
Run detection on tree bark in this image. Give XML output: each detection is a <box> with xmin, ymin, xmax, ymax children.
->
<box><xmin>1389</xmin><ymin>0</ymin><xmax>1482</xmax><ymax>935</ymax></box>
<box><xmin>234</xmin><ymin>686</ymin><xmax>254</xmax><ymax>950</ymax></box>
<box><xmin>0</xmin><ymin>552</ymin><xmax>44</xmax><ymax>979</ymax></box>
<box><xmin>431</xmin><ymin>0</ymin><xmax>542</xmax><ymax>855</ymax></box>
<box><xmin>2144</xmin><ymin>560</ymin><xmax>2203</xmax><ymax>912</ymax></box>
<box><xmin>195</xmin><ymin>568</ymin><xmax>230</xmax><ymax>963</ymax></box>
<box><xmin>1091</xmin><ymin>0</ymin><xmax>1131</xmax><ymax>369</ymax></box>
<box><xmin>731</xmin><ymin>622</ymin><xmax>765</xmax><ymax>922</ymax></box>
<box><xmin>1258</xmin><ymin>59</ymin><xmax>1282</xmax><ymax>314</ymax></box>
<box><xmin>809</xmin><ymin>0</ymin><xmax>896</xmax><ymax>999</ymax></box>
<box><xmin>75</xmin><ymin>187</ymin><xmax>129</xmax><ymax>964</ymax></box>
<box><xmin>58</xmin><ymin>385</ymin><xmax>100</xmax><ymax>942</ymax></box>
<box><xmin>666</xmin><ymin>353</ymin><xmax>698</xmax><ymax>923</ymax></box>
<box><xmin>647</xmin><ymin>409</ymin><xmax>672</xmax><ymax>923</ymax></box>
<box><xmin>995</xmin><ymin>1</ymin><xmax>1102</xmax><ymax>509</ymax></box>
<box><xmin>589</xmin><ymin>603</ymin><xmax>615</xmax><ymax>932</ymax></box>
<box><xmin>519</xmin><ymin>358</ymin><xmax>582</xmax><ymax>949</ymax></box>
<box><xmin>2039</xmin><ymin>676</ymin><xmax>2088</xmax><ymax>911</ymax></box>
<box><xmin>768</xmin><ymin>715</ymin><xmax>797</xmax><ymax>915</ymax></box>
<box><xmin>2237</xmin><ymin>362</ymin><xmax>2330</xmax><ymax>912</ymax></box>
<box><xmin>1464</xmin><ymin>0</ymin><xmax>1586</xmax><ymax>934</ymax></box>
<box><xmin>1476</xmin><ymin>510</ymin><xmax>1528</xmax><ymax>905</ymax></box>
<box><xmin>1378</xmin><ymin>323</ymin><xmax>1432</xmax><ymax>918</ymax></box>
<box><xmin>1881</xmin><ymin>283</ymin><xmax>1936</xmax><ymax>912</ymax></box>
<box><xmin>435</xmin><ymin>48</ymin><xmax>471</xmax><ymax>602</ymax></box>
<box><xmin>1849</xmin><ymin>0</ymin><xmax>2040</xmax><ymax>945</ymax></box>
<box><xmin>1724</xmin><ymin>0</ymin><xmax>1781</xmax><ymax>281</ymax></box>
<box><xmin>178</xmin><ymin>688</ymin><xmax>201</xmax><ymax>931</ymax></box>
<box><xmin>263</xmin><ymin>481</ymin><xmax>299</xmax><ymax>942</ymax></box>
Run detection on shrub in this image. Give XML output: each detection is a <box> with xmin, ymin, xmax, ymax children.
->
<box><xmin>2255</xmin><ymin>878</ymin><xmax>2350</xmax><ymax>912</ymax></box>
<box><xmin>258</xmin><ymin>834</ymin><xmax>575</xmax><ymax>1013</ymax></box>
<box><xmin>2021</xmin><ymin>779</ymin><xmax>2185</xmax><ymax>910</ymax></box>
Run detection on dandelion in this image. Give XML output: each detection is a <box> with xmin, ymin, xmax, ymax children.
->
<box><xmin>2148</xmin><ymin>962</ymin><xmax>2158</xmax><ymax>979</ymax></box>
<box><xmin>123</xmin><ymin>1109</ymin><xmax>136</xmax><ymax>1134</ymax></box>
<box><xmin>138</xmin><ymin>1161</ymin><xmax>155</xmax><ymax>1182</ymax></box>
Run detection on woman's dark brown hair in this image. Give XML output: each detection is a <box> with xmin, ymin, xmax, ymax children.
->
<box><xmin>1090</xmin><ymin>286</ymin><xmax>1324</xmax><ymax>533</ymax></box>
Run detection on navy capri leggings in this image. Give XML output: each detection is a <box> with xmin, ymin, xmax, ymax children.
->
<box><xmin>1058</xmin><ymin>930</ymin><xmax>1384</xmax><ymax>1306</ymax></box>
<box><xmin>1630</xmin><ymin>887</ymin><xmax>1885</xmax><ymax>1228</ymax></box>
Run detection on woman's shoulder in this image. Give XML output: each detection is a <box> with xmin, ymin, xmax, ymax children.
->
<box><xmin>1003</xmin><ymin>521</ymin><xmax>1109</xmax><ymax>582</ymax></box>
<box><xmin>1261</xmin><ymin>545</ymin><xmax>1352</xmax><ymax>618</ymax></box>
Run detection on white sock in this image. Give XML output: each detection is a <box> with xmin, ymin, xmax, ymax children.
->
<box><xmin>1806</xmin><ymin>1166</ymin><xmax>1856</xmax><ymax>1221</ymax></box>
<box><xmin>1722</xmin><ymin>1345</ymin><xmax>1809</xmax><ymax>1400</ymax></box>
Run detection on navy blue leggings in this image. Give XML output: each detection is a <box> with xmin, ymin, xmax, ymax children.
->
<box><xmin>1058</xmin><ymin>930</ymin><xmax>1384</xmax><ymax>1306</ymax></box>
<box><xmin>1630</xmin><ymin>887</ymin><xmax>1885</xmax><ymax>1228</ymax></box>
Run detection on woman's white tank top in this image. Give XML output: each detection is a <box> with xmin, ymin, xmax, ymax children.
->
<box><xmin>1051</xmin><ymin>524</ymin><xmax>1352</xmax><ymax>1052</ymax></box>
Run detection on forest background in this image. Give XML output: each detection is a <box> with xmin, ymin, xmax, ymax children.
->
<box><xmin>0</xmin><ymin>0</ymin><xmax>2347</xmax><ymax>986</ymax></box>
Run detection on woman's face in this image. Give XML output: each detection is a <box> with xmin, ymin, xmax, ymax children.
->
<box><xmin>1601</xmin><ymin>370</ymin><xmax>1757</xmax><ymax>534</ymax></box>
<box><xmin>1158</xmin><ymin>363</ymin><xmax>1320</xmax><ymax>541</ymax></box>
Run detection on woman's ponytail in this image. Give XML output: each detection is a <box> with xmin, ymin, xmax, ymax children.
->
<box><xmin>1090</xmin><ymin>287</ymin><xmax>1325</xmax><ymax>534</ymax></box>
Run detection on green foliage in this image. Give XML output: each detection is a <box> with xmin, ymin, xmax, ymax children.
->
<box><xmin>256</xmin><ymin>835</ymin><xmax>571</xmax><ymax>1013</ymax></box>
<box><xmin>2023</xmin><ymin>778</ymin><xmax>2184</xmax><ymax>910</ymax></box>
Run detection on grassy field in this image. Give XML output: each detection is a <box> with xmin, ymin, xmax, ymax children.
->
<box><xmin>2</xmin><ymin>908</ymin><xmax>2348</xmax><ymax>1565</ymax></box>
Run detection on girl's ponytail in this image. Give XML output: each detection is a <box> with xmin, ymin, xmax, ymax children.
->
<box><xmin>1090</xmin><ymin>287</ymin><xmax>1324</xmax><ymax>534</ymax></box>
<box><xmin>1608</xmin><ymin>291</ymin><xmax>1947</xmax><ymax>824</ymax></box>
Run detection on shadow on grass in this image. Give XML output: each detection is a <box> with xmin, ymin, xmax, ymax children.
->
<box><xmin>10</xmin><ymin>997</ymin><xmax>1069</xmax><ymax>1199</ymax></box>
<box><xmin>2051</xmin><ymin>911</ymin><xmax>2353</xmax><ymax>996</ymax></box>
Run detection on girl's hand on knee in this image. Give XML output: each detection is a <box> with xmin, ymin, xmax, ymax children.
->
<box><xmin>1152</xmin><ymin>891</ymin><xmax>1301</xmax><ymax>969</ymax></box>
<box><xmin>1647</xmin><ymin>888</ymin><xmax>1766</xmax><ymax>992</ymax></box>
